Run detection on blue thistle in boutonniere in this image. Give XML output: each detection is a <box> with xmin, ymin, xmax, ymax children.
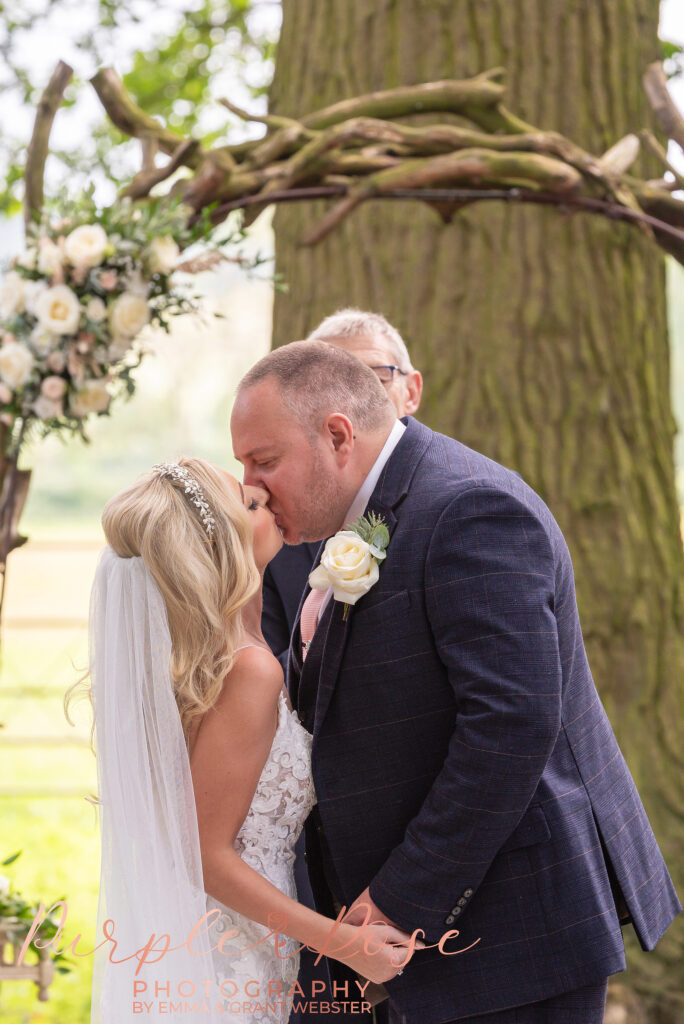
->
<box><xmin>308</xmin><ymin>511</ymin><xmax>390</xmax><ymax>620</ymax></box>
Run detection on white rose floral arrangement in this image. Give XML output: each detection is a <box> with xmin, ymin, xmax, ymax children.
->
<box><xmin>309</xmin><ymin>511</ymin><xmax>390</xmax><ymax>619</ymax></box>
<box><xmin>0</xmin><ymin>194</ymin><xmax>243</xmax><ymax>450</ymax></box>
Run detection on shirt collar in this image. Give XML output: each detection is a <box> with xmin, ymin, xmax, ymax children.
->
<box><xmin>342</xmin><ymin>418</ymin><xmax>406</xmax><ymax>528</ymax></box>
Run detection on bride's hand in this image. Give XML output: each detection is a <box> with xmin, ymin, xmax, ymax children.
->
<box><xmin>327</xmin><ymin>920</ymin><xmax>424</xmax><ymax>985</ymax></box>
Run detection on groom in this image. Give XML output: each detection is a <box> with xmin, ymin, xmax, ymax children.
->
<box><xmin>231</xmin><ymin>340</ymin><xmax>681</xmax><ymax>1023</ymax></box>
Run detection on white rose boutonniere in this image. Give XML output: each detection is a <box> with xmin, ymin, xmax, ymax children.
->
<box><xmin>308</xmin><ymin>511</ymin><xmax>390</xmax><ymax>620</ymax></box>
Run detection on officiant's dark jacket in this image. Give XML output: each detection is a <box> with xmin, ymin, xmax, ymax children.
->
<box><xmin>263</xmin><ymin>542</ymin><xmax>319</xmax><ymax>675</ymax></box>
<box><xmin>287</xmin><ymin>415</ymin><xmax>681</xmax><ymax>1023</ymax></box>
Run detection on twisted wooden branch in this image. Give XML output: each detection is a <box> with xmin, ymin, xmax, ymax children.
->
<box><xmin>90</xmin><ymin>68</ymin><xmax>203</xmax><ymax>171</ymax></box>
<box><xmin>643</xmin><ymin>62</ymin><xmax>684</xmax><ymax>151</ymax></box>
<box><xmin>24</xmin><ymin>61</ymin><xmax>73</xmax><ymax>229</ymax></box>
<box><xmin>120</xmin><ymin>139</ymin><xmax>201</xmax><ymax>200</ymax></box>
<box><xmin>84</xmin><ymin>63</ymin><xmax>684</xmax><ymax>266</ymax></box>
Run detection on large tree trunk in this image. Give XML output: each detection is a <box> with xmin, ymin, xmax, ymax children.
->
<box><xmin>270</xmin><ymin>2</ymin><xmax>684</xmax><ymax>1019</ymax></box>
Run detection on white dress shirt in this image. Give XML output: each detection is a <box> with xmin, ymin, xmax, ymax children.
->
<box><xmin>316</xmin><ymin>418</ymin><xmax>406</xmax><ymax>621</ymax></box>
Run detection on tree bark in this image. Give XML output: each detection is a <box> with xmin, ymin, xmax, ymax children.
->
<box><xmin>270</xmin><ymin>2</ymin><xmax>684</xmax><ymax>1020</ymax></box>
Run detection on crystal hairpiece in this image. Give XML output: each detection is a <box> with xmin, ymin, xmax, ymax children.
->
<box><xmin>151</xmin><ymin>462</ymin><xmax>216</xmax><ymax>540</ymax></box>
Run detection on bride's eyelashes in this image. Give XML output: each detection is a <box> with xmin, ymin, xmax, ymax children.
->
<box><xmin>248</xmin><ymin>497</ymin><xmax>260</xmax><ymax>511</ymax></box>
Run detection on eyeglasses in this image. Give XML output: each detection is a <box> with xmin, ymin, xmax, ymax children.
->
<box><xmin>370</xmin><ymin>365</ymin><xmax>409</xmax><ymax>385</ymax></box>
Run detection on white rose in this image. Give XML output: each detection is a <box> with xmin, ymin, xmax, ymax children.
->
<box><xmin>0</xmin><ymin>874</ymin><xmax>10</xmax><ymax>895</ymax></box>
<box><xmin>37</xmin><ymin>239</ymin><xmax>64</xmax><ymax>276</ymax></box>
<box><xmin>0</xmin><ymin>272</ymin><xmax>26</xmax><ymax>318</ymax></box>
<box><xmin>69</xmin><ymin>379</ymin><xmax>111</xmax><ymax>418</ymax></box>
<box><xmin>30</xmin><ymin>324</ymin><xmax>59</xmax><ymax>356</ymax></box>
<box><xmin>64</xmin><ymin>224</ymin><xmax>108</xmax><ymax>270</ymax></box>
<box><xmin>23</xmin><ymin>279</ymin><xmax>48</xmax><ymax>317</ymax></box>
<box><xmin>35</xmin><ymin>285</ymin><xmax>81</xmax><ymax>336</ymax></box>
<box><xmin>109</xmin><ymin>292</ymin><xmax>150</xmax><ymax>341</ymax></box>
<box><xmin>32</xmin><ymin>394</ymin><xmax>63</xmax><ymax>420</ymax></box>
<box><xmin>147</xmin><ymin>236</ymin><xmax>180</xmax><ymax>275</ymax></box>
<box><xmin>308</xmin><ymin>531</ymin><xmax>380</xmax><ymax>605</ymax></box>
<box><xmin>16</xmin><ymin>248</ymin><xmax>38</xmax><ymax>271</ymax></box>
<box><xmin>85</xmin><ymin>296</ymin><xmax>107</xmax><ymax>323</ymax></box>
<box><xmin>0</xmin><ymin>341</ymin><xmax>35</xmax><ymax>389</ymax></box>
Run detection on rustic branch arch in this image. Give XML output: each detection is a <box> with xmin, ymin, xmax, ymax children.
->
<box><xmin>26</xmin><ymin>61</ymin><xmax>684</xmax><ymax>268</ymax></box>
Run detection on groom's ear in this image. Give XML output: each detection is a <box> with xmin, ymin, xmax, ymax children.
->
<box><xmin>325</xmin><ymin>413</ymin><xmax>354</xmax><ymax>462</ymax></box>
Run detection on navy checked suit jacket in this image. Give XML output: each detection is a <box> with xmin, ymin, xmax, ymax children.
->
<box><xmin>287</xmin><ymin>416</ymin><xmax>681</xmax><ymax>1022</ymax></box>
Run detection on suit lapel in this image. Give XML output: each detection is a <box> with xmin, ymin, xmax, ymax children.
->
<box><xmin>306</xmin><ymin>416</ymin><xmax>434</xmax><ymax>737</ymax></box>
<box><xmin>287</xmin><ymin>540</ymin><xmax>325</xmax><ymax>710</ymax></box>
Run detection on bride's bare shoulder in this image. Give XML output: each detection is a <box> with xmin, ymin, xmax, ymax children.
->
<box><xmin>215</xmin><ymin>644</ymin><xmax>283</xmax><ymax>709</ymax></box>
<box><xmin>189</xmin><ymin>646</ymin><xmax>283</xmax><ymax>760</ymax></box>
<box><xmin>230</xmin><ymin>644</ymin><xmax>283</xmax><ymax>683</ymax></box>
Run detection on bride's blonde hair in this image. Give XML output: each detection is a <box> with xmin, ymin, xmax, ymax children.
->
<box><xmin>67</xmin><ymin>456</ymin><xmax>260</xmax><ymax>744</ymax></box>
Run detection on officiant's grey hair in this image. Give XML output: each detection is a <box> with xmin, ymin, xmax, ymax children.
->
<box><xmin>237</xmin><ymin>339</ymin><xmax>395</xmax><ymax>433</ymax></box>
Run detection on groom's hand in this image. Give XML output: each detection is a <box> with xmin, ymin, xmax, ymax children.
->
<box><xmin>343</xmin><ymin>886</ymin><xmax>402</xmax><ymax>931</ymax></box>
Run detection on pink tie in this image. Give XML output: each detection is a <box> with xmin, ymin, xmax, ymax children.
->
<box><xmin>300</xmin><ymin>587</ymin><xmax>328</xmax><ymax>659</ymax></box>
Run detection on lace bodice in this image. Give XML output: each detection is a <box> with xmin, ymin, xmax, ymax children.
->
<box><xmin>205</xmin><ymin>687</ymin><xmax>316</xmax><ymax>1022</ymax></box>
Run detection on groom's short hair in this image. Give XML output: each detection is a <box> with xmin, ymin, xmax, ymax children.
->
<box><xmin>238</xmin><ymin>340</ymin><xmax>394</xmax><ymax>433</ymax></box>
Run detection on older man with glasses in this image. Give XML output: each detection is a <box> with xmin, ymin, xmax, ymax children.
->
<box><xmin>259</xmin><ymin>309</ymin><xmax>422</xmax><ymax>1024</ymax></box>
<box><xmin>261</xmin><ymin>309</ymin><xmax>423</xmax><ymax>675</ymax></box>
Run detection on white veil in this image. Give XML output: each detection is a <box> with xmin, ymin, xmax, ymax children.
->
<box><xmin>89</xmin><ymin>545</ymin><xmax>223</xmax><ymax>1022</ymax></box>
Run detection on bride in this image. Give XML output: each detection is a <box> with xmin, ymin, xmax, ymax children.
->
<box><xmin>77</xmin><ymin>455</ymin><xmax>417</xmax><ymax>1023</ymax></box>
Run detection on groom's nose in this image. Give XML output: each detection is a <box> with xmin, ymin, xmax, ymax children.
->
<box><xmin>243</xmin><ymin>469</ymin><xmax>259</xmax><ymax>489</ymax></box>
<box><xmin>243</xmin><ymin>467</ymin><xmax>269</xmax><ymax>495</ymax></box>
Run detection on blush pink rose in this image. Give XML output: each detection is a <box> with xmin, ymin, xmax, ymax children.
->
<box><xmin>40</xmin><ymin>375</ymin><xmax>67</xmax><ymax>401</ymax></box>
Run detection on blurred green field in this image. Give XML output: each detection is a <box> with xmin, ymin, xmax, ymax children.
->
<box><xmin>1</xmin><ymin>797</ymin><xmax>100</xmax><ymax>1023</ymax></box>
<box><xmin>0</xmin><ymin>539</ymin><xmax>101</xmax><ymax>1023</ymax></box>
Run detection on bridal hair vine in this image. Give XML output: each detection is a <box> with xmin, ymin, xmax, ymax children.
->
<box><xmin>151</xmin><ymin>462</ymin><xmax>216</xmax><ymax>540</ymax></box>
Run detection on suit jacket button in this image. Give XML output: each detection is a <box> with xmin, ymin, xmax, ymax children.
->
<box><xmin>457</xmin><ymin>897</ymin><xmax>467</xmax><ymax>907</ymax></box>
<box><xmin>445</xmin><ymin>915</ymin><xmax>455</xmax><ymax>925</ymax></box>
<box><xmin>451</xmin><ymin>907</ymin><xmax>462</xmax><ymax>917</ymax></box>
<box><xmin>463</xmin><ymin>888</ymin><xmax>474</xmax><ymax>898</ymax></box>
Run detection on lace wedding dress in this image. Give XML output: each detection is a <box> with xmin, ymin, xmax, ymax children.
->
<box><xmin>205</xmin><ymin>679</ymin><xmax>317</xmax><ymax>1023</ymax></box>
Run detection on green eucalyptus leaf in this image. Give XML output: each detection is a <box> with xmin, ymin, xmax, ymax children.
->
<box><xmin>369</xmin><ymin>523</ymin><xmax>390</xmax><ymax>550</ymax></box>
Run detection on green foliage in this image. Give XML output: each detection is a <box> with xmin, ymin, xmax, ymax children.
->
<box><xmin>347</xmin><ymin>511</ymin><xmax>390</xmax><ymax>560</ymax></box>
<box><xmin>0</xmin><ymin>850</ymin><xmax>71</xmax><ymax>972</ymax></box>
<box><xmin>0</xmin><ymin>0</ymin><xmax>280</xmax><ymax>212</ymax></box>
<box><xmin>124</xmin><ymin>0</ymin><xmax>261</xmax><ymax>136</ymax></box>
<box><xmin>661</xmin><ymin>39</ymin><xmax>684</xmax><ymax>80</ymax></box>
